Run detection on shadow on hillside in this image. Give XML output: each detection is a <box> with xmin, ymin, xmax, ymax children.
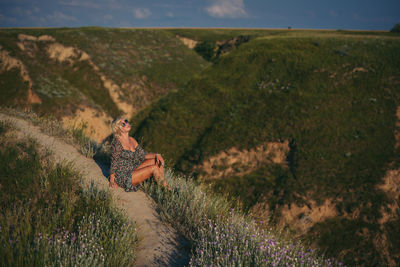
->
<box><xmin>92</xmin><ymin>135</ymin><xmax>113</xmax><ymax>182</ymax></box>
<box><xmin>153</xmin><ymin>232</ymin><xmax>191</xmax><ymax>267</ymax></box>
<box><xmin>92</xmin><ymin>155</ymin><xmax>110</xmax><ymax>181</ymax></box>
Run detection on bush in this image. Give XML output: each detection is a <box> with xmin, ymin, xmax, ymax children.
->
<box><xmin>391</xmin><ymin>23</ymin><xmax>400</xmax><ymax>33</ymax></box>
<box><xmin>194</xmin><ymin>41</ymin><xmax>216</xmax><ymax>61</ymax></box>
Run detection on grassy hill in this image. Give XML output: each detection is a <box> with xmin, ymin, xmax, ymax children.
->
<box><xmin>0</xmin><ymin>27</ymin><xmax>208</xmax><ymax>140</ymax></box>
<box><xmin>2</xmin><ymin>27</ymin><xmax>400</xmax><ymax>265</ymax></box>
<box><xmin>131</xmin><ymin>30</ymin><xmax>400</xmax><ymax>266</ymax></box>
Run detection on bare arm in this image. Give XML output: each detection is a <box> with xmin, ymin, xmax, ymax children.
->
<box><xmin>133</xmin><ymin>138</ymin><xmax>164</xmax><ymax>166</ymax></box>
<box><xmin>145</xmin><ymin>153</ymin><xmax>156</xmax><ymax>159</ymax></box>
<box><xmin>145</xmin><ymin>153</ymin><xmax>164</xmax><ymax>167</ymax></box>
<box><xmin>109</xmin><ymin>173</ymin><xmax>117</xmax><ymax>188</ymax></box>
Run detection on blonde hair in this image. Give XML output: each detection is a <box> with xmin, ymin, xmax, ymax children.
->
<box><xmin>111</xmin><ymin>116</ymin><xmax>125</xmax><ymax>138</ymax></box>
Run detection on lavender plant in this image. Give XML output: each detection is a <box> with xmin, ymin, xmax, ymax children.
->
<box><xmin>141</xmin><ymin>168</ymin><xmax>344</xmax><ymax>267</ymax></box>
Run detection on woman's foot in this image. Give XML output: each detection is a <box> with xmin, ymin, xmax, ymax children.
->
<box><xmin>159</xmin><ymin>167</ymin><xmax>171</xmax><ymax>190</ymax></box>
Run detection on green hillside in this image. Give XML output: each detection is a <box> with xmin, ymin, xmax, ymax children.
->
<box><xmin>132</xmin><ymin>31</ymin><xmax>400</xmax><ymax>265</ymax></box>
<box><xmin>0</xmin><ymin>27</ymin><xmax>208</xmax><ymax>119</ymax></box>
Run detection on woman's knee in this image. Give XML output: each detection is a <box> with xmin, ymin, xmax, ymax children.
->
<box><xmin>151</xmin><ymin>165</ymin><xmax>159</xmax><ymax>175</ymax></box>
<box><xmin>151</xmin><ymin>164</ymin><xmax>158</xmax><ymax>172</ymax></box>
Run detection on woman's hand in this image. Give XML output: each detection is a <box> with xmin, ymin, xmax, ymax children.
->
<box><xmin>109</xmin><ymin>181</ymin><xmax>118</xmax><ymax>189</ymax></box>
<box><xmin>109</xmin><ymin>174</ymin><xmax>118</xmax><ymax>189</ymax></box>
<box><xmin>155</xmin><ymin>154</ymin><xmax>165</xmax><ymax>167</ymax></box>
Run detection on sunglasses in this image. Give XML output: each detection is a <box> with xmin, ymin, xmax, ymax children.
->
<box><xmin>121</xmin><ymin>119</ymin><xmax>129</xmax><ymax>127</ymax></box>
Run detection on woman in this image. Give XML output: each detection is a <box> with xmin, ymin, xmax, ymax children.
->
<box><xmin>109</xmin><ymin>116</ymin><xmax>169</xmax><ymax>191</ymax></box>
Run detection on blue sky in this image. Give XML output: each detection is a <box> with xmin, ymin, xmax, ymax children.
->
<box><xmin>0</xmin><ymin>0</ymin><xmax>399</xmax><ymax>30</ymax></box>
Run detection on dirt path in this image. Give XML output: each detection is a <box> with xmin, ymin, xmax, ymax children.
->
<box><xmin>0</xmin><ymin>113</ymin><xmax>190</xmax><ymax>267</ymax></box>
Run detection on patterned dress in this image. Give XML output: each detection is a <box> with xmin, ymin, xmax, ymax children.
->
<box><xmin>110</xmin><ymin>138</ymin><xmax>147</xmax><ymax>192</ymax></box>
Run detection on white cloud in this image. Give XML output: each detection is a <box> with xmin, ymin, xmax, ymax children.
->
<box><xmin>329</xmin><ymin>10</ymin><xmax>338</xmax><ymax>18</ymax></box>
<box><xmin>5</xmin><ymin>7</ymin><xmax>46</xmax><ymax>26</ymax></box>
<box><xmin>104</xmin><ymin>14</ymin><xmax>113</xmax><ymax>21</ymax></box>
<box><xmin>307</xmin><ymin>11</ymin><xmax>316</xmax><ymax>19</ymax></box>
<box><xmin>353</xmin><ymin>13</ymin><xmax>361</xmax><ymax>21</ymax></box>
<box><xmin>12</xmin><ymin>7</ymin><xmax>32</xmax><ymax>16</ymax></box>
<box><xmin>60</xmin><ymin>1</ymin><xmax>100</xmax><ymax>9</ymax></box>
<box><xmin>47</xmin><ymin>11</ymin><xmax>77</xmax><ymax>21</ymax></box>
<box><xmin>132</xmin><ymin>8</ymin><xmax>151</xmax><ymax>19</ymax></box>
<box><xmin>0</xmin><ymin>13</ymin><xmax>18</xmax><ymax>25</ymax></box>
<box><xmin>205</xmin><ymin>0</ymin><xmax>248</xmax><ymax>18</ymax></box>
<box><xmin>108</xmin><ymin>0</ymin><xmax>122</xmax><ymax>9</ymax></box>
<box><xmin>155</xmin><ymin>3</ymin><xmax>182</xmax><ymax>8</ymax></box>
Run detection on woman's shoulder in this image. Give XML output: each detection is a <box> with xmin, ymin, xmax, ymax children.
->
<box><xmin>129</xmin><ymin>136</ymin><xmax>138</xmax><ymax>146</ymax></box>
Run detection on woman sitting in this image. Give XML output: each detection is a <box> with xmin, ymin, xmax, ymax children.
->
<box><xmin>109</xmin><ymin>116</ymin><xmax>169</xmax><ymax>191</ymax></box>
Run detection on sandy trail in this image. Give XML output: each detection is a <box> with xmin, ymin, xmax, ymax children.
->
<box><xmin>0</xmin><ymin>113</ymin><xmax>189</xmax><ymax>267</ymax></box>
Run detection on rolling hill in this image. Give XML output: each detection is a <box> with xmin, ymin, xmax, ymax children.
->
<box><xmin>131</xmin><ymin>29</ymin><xmax>400</xmax><ymax>266</ymax></box>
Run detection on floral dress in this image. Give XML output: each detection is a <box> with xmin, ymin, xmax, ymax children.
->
<box><xmin>110</xmin><ymin>138</ymin><xmax>147</xmax><ymax>192</ymax></box>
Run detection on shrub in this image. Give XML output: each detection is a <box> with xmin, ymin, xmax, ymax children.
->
<box><xmin>194</xmin><ymin>41</ymin><xmax>216</xmax><ymax>61</ymax></box>
<box><xmin>391</xmin><ymin>23</ymin><xmax>400</xmax><ymax>33</ymax></box>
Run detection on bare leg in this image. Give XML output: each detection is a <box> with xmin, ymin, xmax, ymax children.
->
<box><xmin>159</xmin><ymin>165</ymin><xmax>167</xmax><ymax>186</ymax></box>
<box><xmin>131</xmin><ymin>164</ymin><xmax>170</xmax><ymax>190</ymax></box>
<box><xmin>136</xmin><ymin>159</ymin><xmax>169</xmax><ymax>189</ymax></box>
<box><xmin>131</xmin><ymin>165</ymin><xmax>160</xmax><ymax>186</ymax></box>
<box><xmin>136</xmin><ymin>159</ymin><xmax>157</xmax><ymax>170</ymax></box>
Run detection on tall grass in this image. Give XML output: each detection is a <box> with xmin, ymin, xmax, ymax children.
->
<box><xmin>140</xmin><ymin>169</ymin><xmax>343</xmax><ymax>266</ymax></box>
<box><xmin>0</xmin><ymin>119</ymin><xmax>138</xmax><ymax>266</ymax></box>
<box><xmin>0</xmin><ymin>107</ymin><xmax>102</xmax><ymax>158</ymax></box>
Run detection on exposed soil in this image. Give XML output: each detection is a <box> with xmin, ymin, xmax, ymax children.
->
<box><xmin>98</xmin><ymin>73</ymin><xmax>135</xmax><ymax>116</ymax></box>
<box><xmin>0</xmin><ymin>48</ymin><xmax>41</xmax><ymax>104</ymax></box>
<box><xmin>195</xmin><ymin>140</ymin><xmax>290</xmax><ymax>180</ymax></box>
<box><xmin>176</xmin><ymin>35</ymin><xmax>198</xmax><ymax>49</ymax></box>
<box><xmin>61</xmin><ymin>105</ymin><xmax>113</xmax><ymax>143</ymax></box>
<box><xmin>0</xmin><ymin>113</ymin><xmax>189</xmax><ymax>267</ymax></box>
<box><xmin>46</xmin><ymin>42</ymin><xmax>88</xmax><ymax>64</ymax></box>
<box><xmin>17</xmin><ymin>33</ymin><xmax>38</xmax><ymax>42</ymax></box>
<box><xmin>45</xmin><ymin>40</ymin><xmax>135</xmax><ymax>117</ymax></box>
